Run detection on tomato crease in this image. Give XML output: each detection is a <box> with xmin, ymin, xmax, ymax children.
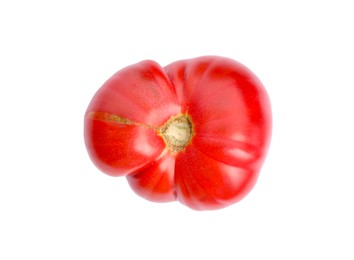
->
<box><xmin>87</xmin><ymin>111</ymin><xmax>158</xmax><ymax>130</ymax></box>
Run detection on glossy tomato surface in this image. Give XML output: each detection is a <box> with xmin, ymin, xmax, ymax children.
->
<box><xmin>84</xmin><ymin>56</ymin><xmax>272</xmax><ymax>210</ymax></box>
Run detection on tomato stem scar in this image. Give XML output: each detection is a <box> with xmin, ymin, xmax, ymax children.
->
<box><xmin>158</xmin><ymin>114</ymin><xmax>194</xmax><ymax>153</ymax></box>
<box><xmin>87</xmin><ymin>111</ymin><xmax>194</xmax><ymax>153</ymax></box>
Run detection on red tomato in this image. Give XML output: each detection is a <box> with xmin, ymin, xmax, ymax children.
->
<box><xmin>84</xmin><ymin>56</ymin><xmax>272</xmax><ymax>210</ymax></box>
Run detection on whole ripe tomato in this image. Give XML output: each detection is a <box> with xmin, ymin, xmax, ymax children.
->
<box><xmin>84</xmin><ymin>56</ymin><xmax>272</xmax><ymax>210</ymax></box>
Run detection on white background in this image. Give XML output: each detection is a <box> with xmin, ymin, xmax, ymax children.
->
<box><xmin>1</xmin><ymin>0</ymin><xmax>353</xmax><ymax>259</ymax></box>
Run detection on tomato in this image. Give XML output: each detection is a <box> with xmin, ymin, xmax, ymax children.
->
<box><xmin>84</xmin><ymin>56</ymin><xmax>272</xmax><ymax>210</ymax></box>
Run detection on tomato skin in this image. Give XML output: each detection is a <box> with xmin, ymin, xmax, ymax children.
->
<box><xmin>84</xmin><ymin>61</ymin><xmax>179</xmax><ymax>176</ymax></box>
<box><xmin>85</xmin><ymin>56</ymin><xmax>271</xmax><ymax>210</ymax></box>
